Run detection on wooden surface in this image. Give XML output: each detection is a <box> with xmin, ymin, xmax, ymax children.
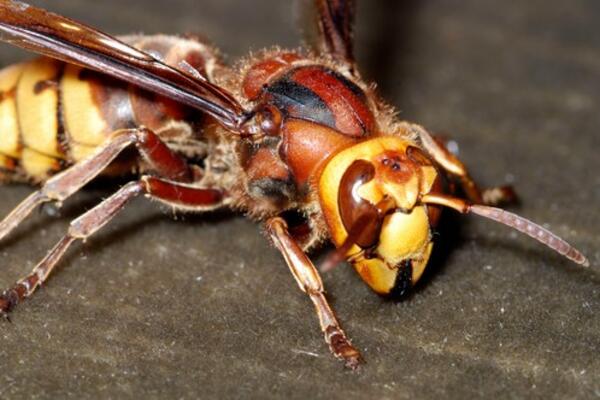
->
<box><xmin>0</xmin><ymin>1</ymin><xmax>598</xmax><ymax>399</ymax></box>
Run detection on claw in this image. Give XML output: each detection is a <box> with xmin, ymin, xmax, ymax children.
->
<box><xmin>0</xmin><ymin>307</ymin><xmax>10</xmax><ymax>322</ymax></box>
<box><xmin>336</xmin><ymin>340</ymin><xmax>363</xmax><ymax>370</ymax></box>
<box><xmin>0</xmin><ymin>290</ymin><xmax>18</xmax><ymax>321</ymax></box>
<box><xmin>0</xmin><ymin>311</ymin><xmax>11</xmax><ymax>323</ymax></box>
<box><xmin>326</xmin><ymin>326</ymin><xmax>364</xmax><ymax>370</ymax></box>
<box><xmin>343</xmin><ymin>352</ymin><xmax>363</xmax><ymax>370</ymax></box>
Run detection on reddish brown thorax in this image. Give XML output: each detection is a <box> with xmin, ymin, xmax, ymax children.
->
<box><xmin>242</xmin><ymin>52</ymin><xmax>302</xmax><ymax>100</ymax></box>
<box><xmin>241</xmin><ymin>53</ymin><xmax>376</xmax><ymax>198</ymax></box>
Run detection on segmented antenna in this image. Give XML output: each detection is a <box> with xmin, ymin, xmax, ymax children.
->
<box><xmin>469</xmin><ymin>205</ymin><xmax>589</xmax><ymax>267</ymax></box>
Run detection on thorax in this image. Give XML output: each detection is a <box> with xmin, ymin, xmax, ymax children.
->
<box><xmin>232</xmin><ymin>51</ymin><xmax>382</xmax><ymax>218</ymax></box>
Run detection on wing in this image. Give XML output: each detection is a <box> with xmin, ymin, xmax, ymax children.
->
<box><xmin>0</xmin><ymin>0</ymin><xmax>249</xmax><ymax>131</ymax></box>
<box><xmin>314</xmin><ymin>0</ymin><xmax>355</xmax><ymax>66</ymax></box>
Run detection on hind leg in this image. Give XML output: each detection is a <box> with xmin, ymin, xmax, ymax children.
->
<box><xmin>0</xmin><ymin>127</ymin><xmax>194</xmax><ymax>242</ymax></box>
<box><xmin>413</xmin><ymin>125</ymin><xmax>517</xmax><ymax>206</ymax></box>
<box><xmin>0</xmin><ymin>176</ymin><xmax>223</xmax><ymax>318</ymax></box>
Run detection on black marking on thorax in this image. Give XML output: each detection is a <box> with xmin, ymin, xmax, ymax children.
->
<box><xmin>264</xmin><ymin>76</ymin><xmax>336</xmax><ymax>128</ymax></box>
<box><xmin>263</xmin><ymin>66</ymin><xmax>370</xmax><ymax>135</ymax></box>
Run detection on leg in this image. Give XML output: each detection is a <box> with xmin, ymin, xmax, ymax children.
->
<box><xmin>266</xmin><ymin>216</ymin><xmax>362</xmax><ymax>369</ymax></box>
<box><xmin>414</xmin><ymin>125</ymin><xmax>516</xmax><ymax>205</ymax></box>
<box><xmin>0</xmin><ymin>127</ymin><xmax>193</xmax><ymax>242</ymax></box>
<box><xmin>0</xmin><ymin>176</ymin><xmax>223</xmax><ymax>318</ymax></box>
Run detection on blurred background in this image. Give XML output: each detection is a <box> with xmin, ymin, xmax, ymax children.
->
<box><xmin>0</xmin><ymin>1</ymin><xmax>598</xmax><ymax>399</ymax></box>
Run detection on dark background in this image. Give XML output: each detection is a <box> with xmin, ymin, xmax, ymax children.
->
<box><xmin>0</xmin><ymin>1</ymin><xmax>598</xmax><ymax>399</ymax></box>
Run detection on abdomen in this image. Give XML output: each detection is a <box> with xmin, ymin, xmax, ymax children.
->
<box><xmin>0</xmin><ymin>35</ymin><xmax>221</xmax><ymax>183</ymax></box>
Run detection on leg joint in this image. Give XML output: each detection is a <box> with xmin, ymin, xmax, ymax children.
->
<box><xmin>68</xmin><ymin>181</ymin><xmax>144</xmax><ymax>239</ymax></box>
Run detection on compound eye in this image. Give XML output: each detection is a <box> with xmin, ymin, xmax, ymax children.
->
<box><xmin>257</xmin><ymin>104</ymin><xmax>282</xmax><ymax>136</ymax></box>
<box><xmin>338</xmin><ymin>160</ymin><xmax>381</xmax><ymax>248</ymax></box>
<box><xmin>406</xmin><ymin>146</ymin><xmax>432</xmax><ymax>166</ymax></box>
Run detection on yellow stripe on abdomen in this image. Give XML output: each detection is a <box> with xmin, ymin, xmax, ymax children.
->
<box><xmin>61</xmin><ymin>64</ymin><xmax>112</xmax><ymax>161</ymax></box>
<box><xmin>0</xmin><ymin>63</ymin><xmax>25</xmax><ymax>174</ymax></box>
<box><xmin>0</xmin><ymin>63</ymin><xmax>24</xmax><ymax>159</ymax></box>
<box><xmin>16</xmin><ymin>58</ymin><xmax>64</xmax><ymax>178</ymax></box>
<box><xmin>19</xmin><ymin>148</ymin><xmax>61</xmax><ymax>178</ymax></box>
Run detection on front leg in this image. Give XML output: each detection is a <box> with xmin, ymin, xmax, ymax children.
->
<box><xmin>414</xmin><ymin>125</ymin><xmax>516</xmax><ymax>205</ymax></box>
<box><xmin>266</xmin><ymin>217</ymin><xmax>362</xmax><ymax>369</ymax></box>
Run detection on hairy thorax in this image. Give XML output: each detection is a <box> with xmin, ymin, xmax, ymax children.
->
<box><xmin>210</xmin><ymin>49</ymin><xmax>416</xmax><ymax>250</ymax></box>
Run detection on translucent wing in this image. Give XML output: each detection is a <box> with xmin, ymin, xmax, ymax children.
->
<box><xmin>314</xmin><ymin>0</ymin><xmax>355</xmax><ymax>65</ymax></box>
<box><xmin>0</xmin><ymin>0</ymin><xmax>248</xmax><ymax>130</ymax></box>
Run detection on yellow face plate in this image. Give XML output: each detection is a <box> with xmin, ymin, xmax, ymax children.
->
<box><xmin>377</xmin><ymin>206</ymin><xmax>431</xmax><ymax>265</ymax></box>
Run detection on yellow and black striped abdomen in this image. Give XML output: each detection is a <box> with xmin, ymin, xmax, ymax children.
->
<box><xmin>0</xmin><ymin>35</ymin><xmax>222</xmax><ymax>183</ymax></box>
<box><xmin>0</xmin><ymin>57</ymin><xmax>129</xmax><ymax>182</ymax></box>
<box><xmin>61</xmin><ymin>63</ymin><xmax>136</xmax><ymax>164</ymax></box>
<box><xmin>0</xmin><ymin>57</ymin><xmax>133</xmax><ymax>182</ymax></box>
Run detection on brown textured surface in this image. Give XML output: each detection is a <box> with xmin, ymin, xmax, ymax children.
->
<box><xmin>0</xmin><ymin>1</ymin><xmax>599</xmax><ymax>399</ymax></box>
